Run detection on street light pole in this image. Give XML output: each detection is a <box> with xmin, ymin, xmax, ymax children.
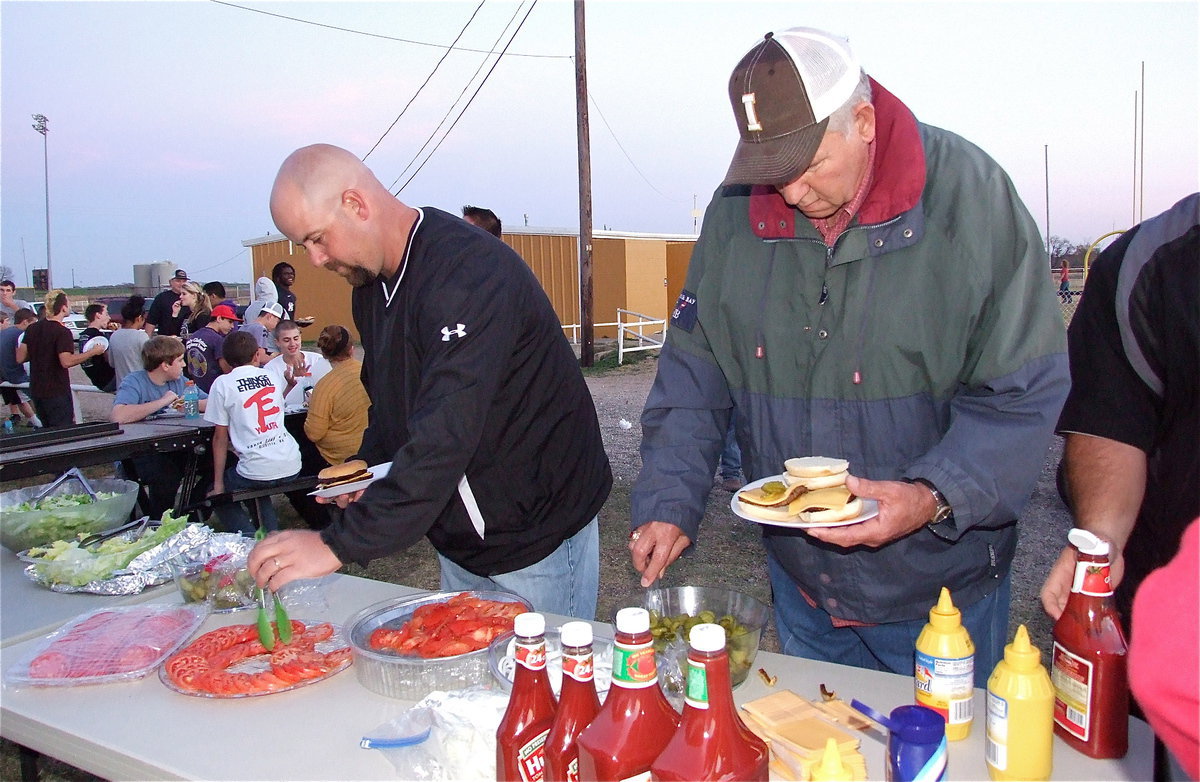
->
<box><xmin>32</xmin><ymin>114</ymin><xmax>52</xmax><ymax>290</ymax></box>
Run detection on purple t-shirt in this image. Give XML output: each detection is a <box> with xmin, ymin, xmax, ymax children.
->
<box><xmin>184</xmin><ymin>326</ymin><xmax>225</xmax><ymax>393</ymax></box>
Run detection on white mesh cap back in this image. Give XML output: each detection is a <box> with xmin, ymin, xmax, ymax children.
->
<box><xmin>772</xmin><ymin>27</ymin><xmax>860</xmax><ymax>123</ymax></box>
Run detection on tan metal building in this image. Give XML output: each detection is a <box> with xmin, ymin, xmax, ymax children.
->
<box><xmin>242</xmin><ymin>226</ymin><xmax>697</xmax><ymax>343</ymax></box>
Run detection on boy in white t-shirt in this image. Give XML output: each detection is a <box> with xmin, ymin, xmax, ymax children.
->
<box><xmin>264</xmin><ymin>319</ymin><xmax>330</xmax><ymax>409</ymax></box>
<box><xmin>204</xmin><ymin>329</ymin><xmax>301</xmax><ymax>534</ymax></box>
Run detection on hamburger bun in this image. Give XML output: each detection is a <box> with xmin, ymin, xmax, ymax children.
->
<box><xmin>785</xmin><ymin>470</ymin><xmax>849</xmax><ymax>490</ymax></box>
<box><xmin>794</xmin><ymin>486</ymin><xmax>862</xmax><ymax>524</ymax></box>
<box><xmin>737</xmin><ymin>479</ymin><xmax>807</xmax><ymax>508</ymax></box>
<box><xmin>784</xmin><ymin>456</ymin><xmax>850</xmax><ymax>478</ymax></box>
<box><xmin>317</xmin><ymin>459</ymin><xmax>373</xmax><ymax>489</ymax></box>
<box><xmin>738</xmin><ymin>486</ymin><xmax>863</xmax><ymax>525</ymax></box>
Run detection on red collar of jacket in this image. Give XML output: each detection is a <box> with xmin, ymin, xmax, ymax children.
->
<box><xmin>747</xmin><ymin>78</ymin><xmax>926</xmax><ymax>239</ymax></box>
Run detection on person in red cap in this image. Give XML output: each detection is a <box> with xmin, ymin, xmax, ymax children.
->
<box><xmin>628</xmin><ymin>27</ymin><xmax>1069</xmax><ymax>684</ymax></box>
<box><xmin>184</xmin><ymin>302</ymin><xmax>240</xmax><ymax>393</ymax></box>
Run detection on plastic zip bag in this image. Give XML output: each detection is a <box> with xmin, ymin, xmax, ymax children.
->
<box><xmin>361</xmin><ymin>686</ymin><xmax>508</xmax><ymax>780</ymax></box>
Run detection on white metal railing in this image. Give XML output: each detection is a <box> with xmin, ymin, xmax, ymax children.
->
<box><xmin>615</xmin><ymin>308</ymin><xmax>666</xmax><ymax>364</ymax></box>
<box><xmin>560</xmin><ymin>311</ymin><xmax>667</xmax><ymax>363</ymax></box>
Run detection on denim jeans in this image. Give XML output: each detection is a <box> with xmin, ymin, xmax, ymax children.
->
<box><xmin>768</xmin><ymin>552</ymin><xmax>1011</xmax><ymax>688</ymax></box>
<box><xmin>213</xmin><ymin>468</ymin><xmax>301</xmax><ymax>536</ymax></box>
<box><xmin>437</xmin><ymin>516</ymin><xmax>599</xmax><ymax>620</ymax></box>
<box><xmin>718</xmin><ymin>415</ymin><xmax>742</xmax><ymax>479</ymax></box>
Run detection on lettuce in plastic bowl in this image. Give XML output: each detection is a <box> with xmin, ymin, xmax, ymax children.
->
<box><xmin>0</xmin><ymin>479</ymin><xmax>139</xmax><ymax>552</ymax></box>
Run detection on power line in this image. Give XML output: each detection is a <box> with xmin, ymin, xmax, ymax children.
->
<box><xmin>207</xmin><ymin>0</ymin><xmax>568</xmax><ymax>59</ymax></box>
<box><xmin>192</xmin><ymin>247</ymin><xmax>248</xmax><ymax>274</ymax></box>
<box><xmin>587</xmin><ymin>90</ymin><xmax>690</xmax><ymax>205</ymax></box>
<box><xmin>363</xmin><ymin>1</ymin><xmax>487</xmax><ymax>162</ymax></box>
<box><xmin>390</xmin><ymin>1</ymin><xmax>537</xmax><ymax>193</ymax></box>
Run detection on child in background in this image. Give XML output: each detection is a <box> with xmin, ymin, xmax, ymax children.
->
<box><xmin>204</xmin><ymin>330</ymin><xmax>301</xmax><ymax>534</ymax></box>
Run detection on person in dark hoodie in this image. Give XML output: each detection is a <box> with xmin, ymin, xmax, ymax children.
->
<box><xmin>249</xmin><ymin>143</ymin><xmax>611</xmax><ymax>620</ymax></box>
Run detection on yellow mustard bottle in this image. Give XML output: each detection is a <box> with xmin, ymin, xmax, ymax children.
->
<box><xmin>915</xmin><ymin>586</ymin><xmax>975</xmax><ymax>741</ymax></box>
<box><xmin>809</xmin><ymin>737</ymin><xmax>853</xmax><ymax>782</ymax></box>
<box><xmin>986</xmin><ymin>624</ymin><xmax>1054</xmax><ymax>781</ymax></box>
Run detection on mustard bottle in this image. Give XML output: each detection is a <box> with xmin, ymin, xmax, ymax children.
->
<box><xmin>985</xmin><ymin>624</ymin><xmax>1053</xmax><ymax>780</ymax></box>
<box><xmin>915</xmin><ymin>586</ymin><xmax>975</xmax><ymax>740</ymax></box>
<box><xmin>809</xmin><ymin>737</ymin><xmax>853</xmax><ymax>782</ymax></box>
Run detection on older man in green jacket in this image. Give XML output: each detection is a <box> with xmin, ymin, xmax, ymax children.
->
<box><xmin>630</xmin><ymin>27</ymin><xmax>1069</xmax><ymax>686</ymax></box>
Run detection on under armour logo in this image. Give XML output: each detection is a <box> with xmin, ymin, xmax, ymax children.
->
<box><xmin>441</xmin><ymin>323</ymin><xmax>467</xmax><ymax>341</ymax></box>
<box><xmin>742</xmin><ymin>92</ymin><xmax>763</xmax><ymax>132</ymax></box>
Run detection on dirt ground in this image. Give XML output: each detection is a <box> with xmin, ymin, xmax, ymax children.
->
<box><xmin>1</xmin><ymin>355</ymin><xmax>1073</xmax><ymax>781</ymax></box>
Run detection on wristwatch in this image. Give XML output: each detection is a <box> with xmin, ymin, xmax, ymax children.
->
<box><xmin>911</xmin><ymin>478</ymin><xmax>954</xmax><ymax>526</ymax></box>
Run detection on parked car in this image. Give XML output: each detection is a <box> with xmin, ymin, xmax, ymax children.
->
<box><xmin>29</xmin><ymin>303</ymin><xmax>88</xmax><ymax>341</ymax></box>
<box><xmin>93</xmin><ymin>296</ymin><xmax>152</xmax><ymax>327</ymax></box>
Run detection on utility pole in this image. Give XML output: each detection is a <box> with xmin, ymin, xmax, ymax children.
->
<box><xmin>31</xmin><ymin>114</ymin><xmax>52</xmax><ymax>290</ymax></box>
<box><xmin>574</xmin><ymin>0</ymin><xmax>594</xmax><ymax>367</ymax></box>
<box><xmin>1044</xmin><ymin>144</ymin><xmax>1050</xmax><ymax>260</ymax></box>
<box><xmin>21</xmin><ymin>238</ymin><xmax>28</xmax><ymax>288</ymax></box>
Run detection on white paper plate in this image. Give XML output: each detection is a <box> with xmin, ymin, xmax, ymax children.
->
<box><xmin>83</xmin><ymin>335</ymin><xmax>109</xmax><ymax>352</ymax></box>
<box><xmin>730</xmin><ymin>475</ymin><xmax>879</xmax><ymax>528</ymax></box>
<box><xmin>308</xmin><ymin>461</ymin><xmax>391</xmax><ymax>499</ymax></box>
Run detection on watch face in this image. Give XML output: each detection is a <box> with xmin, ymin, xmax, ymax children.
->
<box><xmin>932</xmin><ymin>505</ymin><xmax>954</xmax><ymax>524</ymax></box>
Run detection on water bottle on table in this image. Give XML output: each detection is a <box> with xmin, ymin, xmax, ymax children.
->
<box><xmin>183</xmin><ymin>380</ymin><xmax>200</xmax><ymax>419</ymax></box>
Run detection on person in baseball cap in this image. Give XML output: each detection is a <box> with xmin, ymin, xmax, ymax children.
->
<box><xmin>210</xmin><ymin>303</ymin><xmax>241</xmax><ymax>322</ymax></box>
<box><xmin>629</xmin><ymin>26</ymin><xmax>1067</xmax><ymax>687</ymax></box>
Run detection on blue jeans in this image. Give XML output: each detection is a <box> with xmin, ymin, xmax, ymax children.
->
<box><xmin>719</xmin><ymin>416</ymin><xmax>742</xmax><ymax>479</ymax></box>
<box><xmin>213</xmin><ymin>468</ymin><xmax>301</xmax><ymax>536</ymax></box>
<box><xmin>768</xmin><ymin>553</ymin><xmax>1011</xmax><ymax>689</ymax></box>
<box><xmin>437</xmin><ymin>517</ymin><xmax>599</xmax><ymax>620</ymax></box>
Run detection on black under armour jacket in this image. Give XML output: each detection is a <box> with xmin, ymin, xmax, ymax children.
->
<box><xmin>320</xmin><ymin>207</ymin><xmax>612</xmax><ymax>575</ymax></box>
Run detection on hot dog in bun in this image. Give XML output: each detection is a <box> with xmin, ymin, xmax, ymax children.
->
<box><xmin>317</xmin><ymin>459</ymin><xmax>373</xmax><ymax>490</ymax></box>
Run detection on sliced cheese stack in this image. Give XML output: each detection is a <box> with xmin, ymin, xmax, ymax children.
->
<box><xmin>739</xmin><ymin>689</ymin><xmax>870</xmax><ymax>781</ymax></box>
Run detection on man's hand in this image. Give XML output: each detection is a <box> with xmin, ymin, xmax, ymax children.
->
<box><xmin>207</xmin><ymin>481</ymin><xmax>224</xmax><ymax>497</ymax></box>
<box><xmin>803</xmin><ymin>475</ymin><xmax>935</xmax><ymax>548</ymax></box>
<box><xmin>629</xmin><ymin>521</ymin><xmax>691</xmax><ymax>588</ymax></box>
<box><xmin>1040</xmin><ymin>537</ymin><xmax>1125</xmax><ymax>620</ymax></box>
<box><xmin>161</xmin><ymin>390</ymin><xmax>182</xmax><ymax>410</ymax></box>
<box><xmin>314</xmin><ymin>488</ymin><xmax>366</xmax><ymax>508</ymax></box>
<box><xmin>248</xmin><ymin>529</ymin><xmax>342</xmax><ymax>590</ymax></box>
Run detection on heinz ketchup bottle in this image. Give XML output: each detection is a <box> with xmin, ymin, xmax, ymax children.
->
<box><xmin>650</xmin><ymin>623</ymin><xmax>768</xmax><ymax>781</ymax></box>
<box><xmin>498</xmin><ymin>612</ymin><xmax>558</xmax><ymax>782</ymax></box>
<box><xmin>576</xmin><ymin>607</ymin><xmax>680</xmax><ymax>781</ymax></box>
<box><xmin>544</xmin><ymin>621</ymin><xmax>602</xmax><ymax>782</ymax></box>
<box><xmin>1050</xmin><ymin>529</ymin><xmax>1129</xmax><ymax>759</ymax></box>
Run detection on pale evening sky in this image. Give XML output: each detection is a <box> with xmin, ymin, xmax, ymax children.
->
<box><xmin>1</xmin><ymin>0</ymin><xmax>1197</xmax><ymax>287</ymax></box>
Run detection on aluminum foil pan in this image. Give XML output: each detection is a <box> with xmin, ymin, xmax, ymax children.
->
<box><xmin>22</xmin><ymin>525</ymin><xmax>250</xmax><ymax>596</ymax></box>
<box><xmin>346</xmin><ymin>590</ymin><xmax>532</xmax><ymax>700</ymax></box>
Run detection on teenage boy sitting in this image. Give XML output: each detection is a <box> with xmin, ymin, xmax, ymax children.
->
<box><xmin>204</xmin><ymin>330</ymin><xmax>301</xmax><ymax>535</ymax></box>
<box><xmin>110</xmin><ymin>335</ymin><xmax>208</xmax><ymax>517</ymax></box>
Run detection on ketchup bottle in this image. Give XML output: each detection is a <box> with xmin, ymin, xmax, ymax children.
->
<box><xmin>576</xmin><ymin>607</ymin><xmax>680</xmax><ymax>781</ymax></box>
<box><xmin>544</xmin><ymin>621</ymin><xmax>602</xmax><ymax>782</ymax></box>
<box><xmin>651</xmin><ymin>623</ymin><xmax>768</xmax><ymax>781</ymax></box>
<box><xmin>1050</xmin><ymin>529</ymin><xmax>1129</xmax><ymax>759</ymax></box>
<box><xmin>498</xmin><ymin>612</ymin><xmax>558</xmax><ymax>781</ymax></box>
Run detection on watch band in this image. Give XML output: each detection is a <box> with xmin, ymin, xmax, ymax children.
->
<box><xmin>911</xmin><ymin>478</ymin><xmax>954</xmax><ymax>525</ymax></box>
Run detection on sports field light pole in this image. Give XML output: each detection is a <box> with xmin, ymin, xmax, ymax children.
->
<box><xmin>32</xmin><ymin>114</ymin><xmax>53</xmax><ymax>290</ymax></box>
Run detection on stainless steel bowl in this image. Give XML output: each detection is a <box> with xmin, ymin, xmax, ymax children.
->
<box><xmin>346</xmin><ymin>590</ymin><xmax>532</xmax><ymax>700</ymax></box>
<box><xmin>631</xmin><ymin>585</ymin><xmax>770</xmax><ymax>689</ymax></box>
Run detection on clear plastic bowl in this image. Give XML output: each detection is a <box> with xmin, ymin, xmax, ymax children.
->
<box><xmin>346</xmin><ymin>590</ymin><xmax>532</xmax><ymax>700</ymax></box>
<box><xmin>630</xmin><ymin>585</ymin><xmax>770</xmax><ymax>689</ymax></box>
<box><xmin>0</xmin><ymin>478</ymin><xmax>139</xmax><ymax>552</ymax></box>
<box><xmin>487</xmin><ymin>627</ymin><xmax>614</xmax><ymax>700</ymax></box>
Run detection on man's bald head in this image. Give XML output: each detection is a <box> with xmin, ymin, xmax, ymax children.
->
<box><xmin>270</xmin><ymin>144</ymin><xmax>378</xmax><ymax>234</ymax></box>
<box><xmin>269</xmin><ymin>144</ymin><xmax>417</xmax><ymax>286</ymax></box>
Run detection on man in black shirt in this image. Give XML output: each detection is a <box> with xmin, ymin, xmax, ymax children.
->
<box><xmin>78</xmin><ymin>302</ymin><xmax>116</xmax><ymax>392</ymax></box>
<box><xmin>271</xmin><ymin>263</ymin><xmax>298</xmax><ymax>321</ymax></box>
<box><xmin>249</xmin><ymin>144</ymin><xmax>611</xmax><ymax>619</ymax></box>
<box><xmin>145</xmin><ymin>269</ymin><xmax>191</xmax><ymax>336</ymax></box>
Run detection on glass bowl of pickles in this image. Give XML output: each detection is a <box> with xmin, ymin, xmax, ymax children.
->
<box><xmin>632</xmin><ymin>586</ymin><xmax>769</xmax><ymax>690</ymax></box>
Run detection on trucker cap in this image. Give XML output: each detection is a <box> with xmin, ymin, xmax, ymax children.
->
<box><xmin>722</xmin><ymin>27</ymin><xmax>862</xmax><ymax>187</ymax></box>
<box><xmin>173</xmin><ymin>269</ymin><xmax>188</xmax><ymax>280</ymax></box>
<box><xmin>260</xmin><ymin>301</ymin><xmax>285</xmax><ymax>319</ymax></box>
<box><xmin>210</xmin><ymin>304</ymin><xmax>241</xmax><ymax>322</ymax></box>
